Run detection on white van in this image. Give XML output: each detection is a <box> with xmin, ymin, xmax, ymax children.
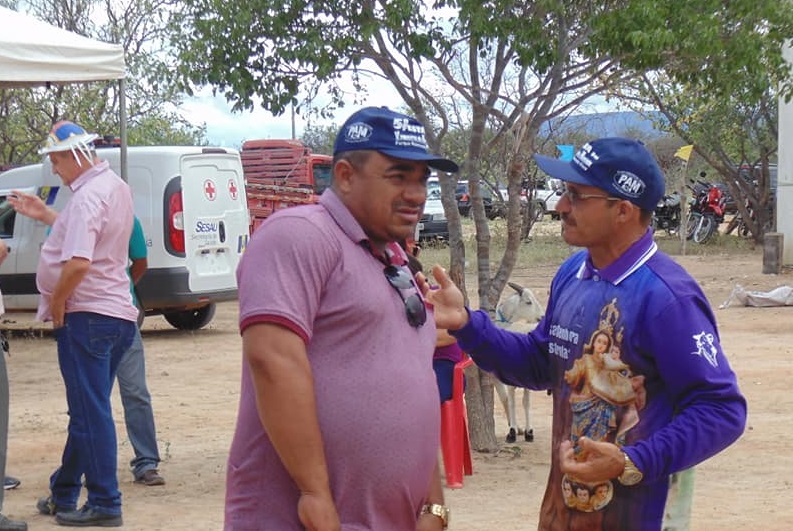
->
<box><xmin>0</xmin><ymin>146</ymin><xmax>250</xmax><ymax>330</ymax></box>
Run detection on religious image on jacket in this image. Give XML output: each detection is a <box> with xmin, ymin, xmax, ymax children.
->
<box><xmin>561</xmin><ymin>298</ymin><xmax>646</xmax><ymax>512</ymax></box>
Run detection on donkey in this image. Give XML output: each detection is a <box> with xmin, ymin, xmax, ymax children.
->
<box><xmin>493</xmin><ymin>281</ymin><xmax>544</xmax><ymax>443</ymax></box>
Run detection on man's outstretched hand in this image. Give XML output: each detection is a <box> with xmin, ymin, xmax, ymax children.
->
<box><xmin>417</xmin><ymin>265</ymin><xmax>469</xmax><ymax>331</ymax></box>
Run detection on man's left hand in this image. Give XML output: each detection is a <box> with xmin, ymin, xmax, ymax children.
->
<box><xmin>51</xmin><ymin>302</ymin><xmax>66</xmax><ymax>329</ymax></box>
<box><xmin>559</xmin><ymin>437</ymin><xmax>624</xmax><ymax>484</ymax></box>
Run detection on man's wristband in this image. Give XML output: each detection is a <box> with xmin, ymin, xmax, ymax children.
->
<box><xmin>420</xmin><ymin>503</ymin><xmax>450</xmax><ymax>529</ymax></box>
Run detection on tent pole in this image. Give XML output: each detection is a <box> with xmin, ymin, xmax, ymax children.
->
<box><xmin>119</xmin><ymin>78</ymin><xmax>128</xmax><ymax>182</ymax></box>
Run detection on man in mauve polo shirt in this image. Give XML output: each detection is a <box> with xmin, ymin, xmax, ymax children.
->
<box><xmin>422</xmin><ymin>138</ymin><xmax>746</xmax><ymax>531</ymax></box>
<box><xmin>11</xmin><ymin>121</ymin><xmax>138</xmax><ymax>528</ymax></box>
<box><xmin>226</xmin><ymin>107</ymin><xmax>459</xmax><ymax>531</ymax></box>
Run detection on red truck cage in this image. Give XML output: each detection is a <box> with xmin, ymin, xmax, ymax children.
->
<box><xmin>240</xmin><ymin>139</ymin><xmax>332</xmax><ymax>233</ymax></box>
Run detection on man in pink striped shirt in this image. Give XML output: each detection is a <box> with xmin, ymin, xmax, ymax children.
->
<box><xmin>11</xmin><ymin>121</ymin><xmax>138</xmax><ymax>528</ymax></box>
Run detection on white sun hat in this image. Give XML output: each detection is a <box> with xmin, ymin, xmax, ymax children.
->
<box><xmin>38</xmin><ymin>120</ymin><xmax>99</xmax><ymax>166</ymax></box>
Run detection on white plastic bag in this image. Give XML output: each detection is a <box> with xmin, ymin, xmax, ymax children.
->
<box><xmin>719</xmin><ymin>284</ymin><xmax>793</xmax><ymax>309</ymax></box>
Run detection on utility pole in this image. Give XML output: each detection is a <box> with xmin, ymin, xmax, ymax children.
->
<box><xmin>291</xmin><ymin>101</ymin><xmax>296</xmax><ymax>139</ymax></box>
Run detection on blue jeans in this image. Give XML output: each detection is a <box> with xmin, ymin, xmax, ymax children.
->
<box><xmin>116</xmin><ymin>327</ymin><xmax>161</xmax><ymax>479</ymax></box>
<box><xmin>433</xmin><ymin>359</ymin><xmax>455</xmax><ymax>403</ymax></box>
<box><xmin>50</xmin><ymin>312</ymin><xmax>135</xmax><ymax>516</ymax></box>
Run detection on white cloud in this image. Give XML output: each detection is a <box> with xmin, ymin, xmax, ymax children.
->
<box><xmin>179</xmin><ymin>72</ymin><xmax>405</xmax><ymax>149</ymax></box>
<box><xmin>179</xmin><ymin>88</ymin><xmax>295</xmax><ymax>148</ymax></box>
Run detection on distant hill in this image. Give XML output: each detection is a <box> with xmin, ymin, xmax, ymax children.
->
<box><xmin>542</xmin><ymin>111</ymin><xmax>668</xmax><ymax>139</ymax></box>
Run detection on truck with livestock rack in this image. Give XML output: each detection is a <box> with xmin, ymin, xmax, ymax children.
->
<box><xmin>240</xmin><ymin>139</ymin><xmax>332</xmax><ymax>232</ymax></box>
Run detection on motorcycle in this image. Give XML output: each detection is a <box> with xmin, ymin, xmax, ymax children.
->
<box><xmin>652</xmin><ymin>192</ymin><xmax>682</xmax><ymax>235</ymax></box>
<box><xmin>685</xmin><ymin>180</ymin><xmax>726</xmax><ymax>243</ymax></box>
<box><xmin>729</xmin><ymin>197</ymin><xmax>775</xmax><ymax>238</ymax></box>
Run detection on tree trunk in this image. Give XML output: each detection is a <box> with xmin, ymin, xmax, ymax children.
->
<box><xmin>464</xmin><ymin>366</ymin><xmax>499</xmax><ymax>452</ymax></box>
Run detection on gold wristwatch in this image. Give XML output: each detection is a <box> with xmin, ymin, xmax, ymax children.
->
<box><xmin>618</xmin><ymin>451</ymin><xmax>644</xmax><ymax>486</ymax></box>
<box><xmin>420</xmin><ymin>503</ymin><xmax>450</xmax><ymax>529</ymax></box>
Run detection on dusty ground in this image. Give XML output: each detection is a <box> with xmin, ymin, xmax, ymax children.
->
<box><xmin>1</xmin><ymin>246</ymin><xmax>791</xmax><ymax>530</ymax></box>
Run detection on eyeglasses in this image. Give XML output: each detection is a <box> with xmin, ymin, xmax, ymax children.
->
<box><xmin>383</xmin><ymin>265</ymin><xmax>427</xmax><ymax>327</ymax></box>
<box><xmin>561</xmin><ymin>188</ymin><xmax>622</xmax><ymax>206</ymax></box>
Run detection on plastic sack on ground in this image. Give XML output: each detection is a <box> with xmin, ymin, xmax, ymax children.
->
<box><xmin>719</xmin><ymin>284</ymin><xmax>793</xmax><ymax>309</ymax></box>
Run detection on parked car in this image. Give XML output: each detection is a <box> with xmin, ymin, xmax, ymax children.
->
<box><xmin>493</xmin><ymin>178</ymin><xmax>562</xmax><ymax>221</ymax></box>
<box><xmin>532</xmin><ymin>178</ymin><xmax>563</xmax><ymax>219</ymax></box>
<box><xmin>455</xmin><ymin>181</ymin><xmax>499</xmax><ymax>218</ymax></box>
<box><xmin>418</xmin><ymin>189</ymin><xmax>449</xmax><ymax>241</ymax></box>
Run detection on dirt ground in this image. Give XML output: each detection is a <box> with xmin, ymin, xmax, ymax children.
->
<box><xmin>1</xmin><ymin>247</ymin><xmax>791</xmax><ymax>530</ymax></box>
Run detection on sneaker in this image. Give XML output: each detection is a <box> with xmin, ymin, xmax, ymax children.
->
<box><xmin>0</xmin><ymin>513</ymin><xmax>26</xmax><ymax>531</ymax></box>
<box><xmin>134</xmin><ymin>469</ymin><xmax>165</xmax><ymax>486</ymax></box>
<box><xmin>55</xmin><ymin>505</ymin><xmax>121</xmax><ymax>528</ymax></box>
<box><xmin>3</xmin><ymin>477</ymin><xmax>19</xmax><ymax>491</ymax></box>
<box><xmin>36</xmin><ymin>496</ymin><xmax>76</xmax><ymax>516</ymax></box>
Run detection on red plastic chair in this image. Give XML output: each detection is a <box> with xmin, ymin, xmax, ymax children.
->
<box><xmin>440</xmin><ymin>355</ymin><xmax>474</xmax><ymax>488</ymax></box>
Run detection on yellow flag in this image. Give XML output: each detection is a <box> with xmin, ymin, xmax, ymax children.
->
<box><xmin>674</xmin><ymin>145</ymin><xmax>694</xmax><ymax>162</ymax></box>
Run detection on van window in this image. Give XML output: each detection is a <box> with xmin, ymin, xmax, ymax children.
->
<box><xmin>0</xmin><ymin>197</ymin><xmax>16</xmax><ymax>238</ymax></box>
<box><xmin>313</xmin><ymin>163</ymin><xmax>332</xmax><ymax>195</ymax></box>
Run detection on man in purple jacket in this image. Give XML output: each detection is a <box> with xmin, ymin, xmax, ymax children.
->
<box><xmin>421</xmin><ymin>137</ymin><xmax>746</xmax><ymax>531</ymax></box>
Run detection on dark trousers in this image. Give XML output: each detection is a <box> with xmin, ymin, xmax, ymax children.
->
<box><xmin>433</xmin><ymin>359</ymin><xmax>455</xmax><ymax>403</ymax></box>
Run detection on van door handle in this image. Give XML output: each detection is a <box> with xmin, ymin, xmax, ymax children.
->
<box><xmin>218</xmin><ymin>220</ymin><xmax>226</xmax><ymax>243</ymax></box>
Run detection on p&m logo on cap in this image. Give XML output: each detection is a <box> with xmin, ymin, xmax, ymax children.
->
<box><xmin>613</xmin><ymin>171</ymin><xmax>646</xmax><ymax>199</ymax></box>
<box><xmin>344</xmin><ymin>122</ymin><xmax>373</xmax><ymax>143</ymax></box>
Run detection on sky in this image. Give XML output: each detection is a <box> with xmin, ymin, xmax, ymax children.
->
<box><xmin>179</xmin><ymin>76</ymin><xmax>402</xmax><ymax>149</ymax></box>
<box><xmin>177</xmin><ymin>73</ymin><xmax>627</xmax><ymax>150</ymax></box>
<box><xmin>180</xmin><ymin>89</ymin><xmax>298</xmax><ymax>148</ymax></box>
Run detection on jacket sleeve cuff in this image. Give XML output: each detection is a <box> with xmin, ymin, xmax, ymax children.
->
<box><xmin>449</xmin><ymin>308</ymin><xmax>490</xmax><ymax>352</ymax></box>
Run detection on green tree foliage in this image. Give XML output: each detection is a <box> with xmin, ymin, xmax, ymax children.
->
<box><xmin>169</xmin><ymin>0</ymin><xmax>793</xmax><ymax>450</ymax></box>
<box><xmin>0</xmin><ymin>0</ymin><xmax>206</xmax><ymax>166</ymax></box>
<box><xmin>128</xmin><ymin>115</ymin><xmax>207</xmax><ymax>147</ymax></box>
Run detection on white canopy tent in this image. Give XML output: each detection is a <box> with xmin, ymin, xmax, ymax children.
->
<box><xmin>0</xmin><ymin>6</ymin><xmax>129</xmax><ymax>178</ymax></box>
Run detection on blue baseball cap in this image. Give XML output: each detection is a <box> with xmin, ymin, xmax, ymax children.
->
<box><xmin>533</xmin><ymin>137</ymin><xmax>664</xmax><ymax>212</ymax></box>
<box><xmin>334</xmin><ymin>107</ymin><xmax>459</xmax><ymax>173</ymax></box>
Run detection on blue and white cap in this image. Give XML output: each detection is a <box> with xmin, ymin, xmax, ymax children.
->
<box><xmin>39</xmin><ymin>121</ymin><xmax>98</xmax><ymax>166</ymax></box>
<box><xmin>334</xmin><ymin>107</ymin><xmax>459</xmax><ymax>173</ymax></box>
<box><xmin>533</xmin><ymin>137</ymin><xmax>664</xmax><ymax>212</ymax></box>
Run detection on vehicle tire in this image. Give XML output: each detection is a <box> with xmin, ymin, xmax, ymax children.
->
<box><xmin>686</xmin><ymin>212</ymin><xmax>701</xmax><ymax>240</ymax></box>
<box><xmin>163</xmin><ymin>303</ymin><xmax>217</xmax><ymax>330</ymax></box>
<box><xmin>692</xmin><ymin>214</ymin><xmax>716</xmax><ymax>243</ymax></box>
